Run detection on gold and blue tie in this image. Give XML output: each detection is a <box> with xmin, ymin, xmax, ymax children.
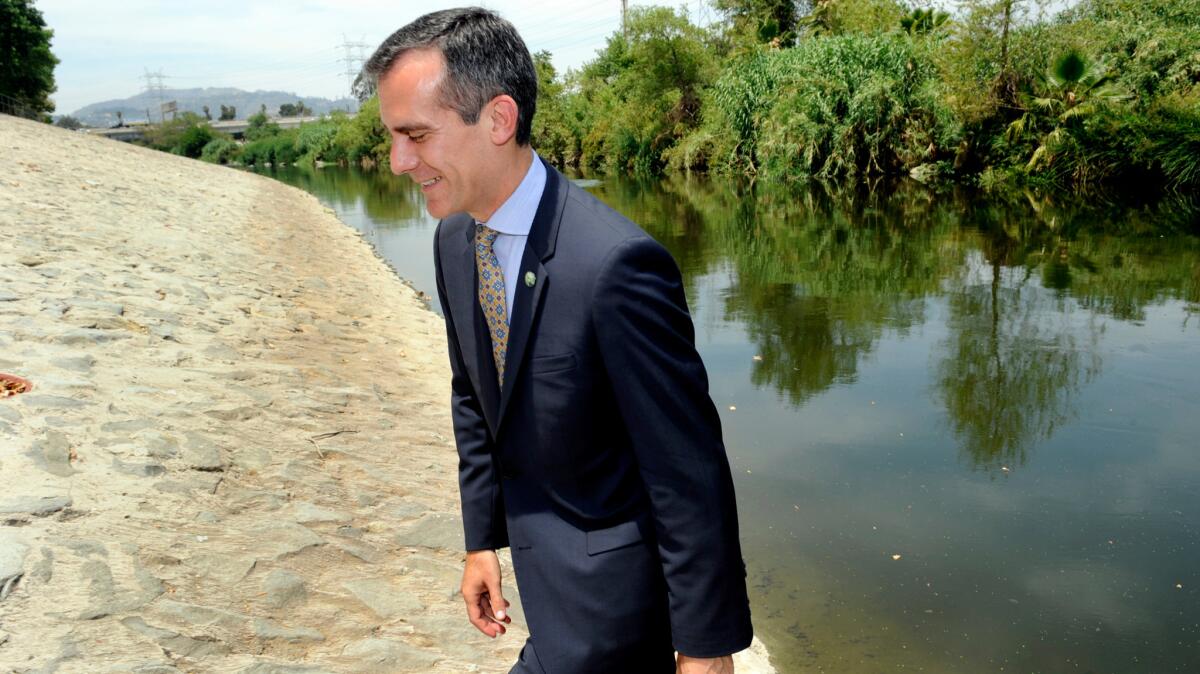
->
<box><xmin>475</xmin><ymin>224</ymin><xmax>508</xmax><ymax>385</ymax></box>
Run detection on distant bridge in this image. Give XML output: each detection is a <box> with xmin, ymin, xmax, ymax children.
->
<box><xmin>86</xmin><ymin>116</ymin><xmax>324</xmax><ymax>142</ymax></box>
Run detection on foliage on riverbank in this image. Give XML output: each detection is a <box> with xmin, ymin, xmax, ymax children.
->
<box><xmin>141</xmin><ymin>0</ymin><xmax>1198</xmax><ymax>195</ymax></box>
<box><xmin>533</xmin><ymin>0</ymin><xmax>1200</xmax><ymax>193</ymax></box>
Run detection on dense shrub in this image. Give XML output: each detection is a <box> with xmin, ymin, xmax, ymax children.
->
<box><xmin>172</xmin><ymin>123</ymin><xmax>215</xmax><ymax>159</ymax></box>
<box><xmin>688</xmin><ymin>33</ymin><xmax>961</xmax><ymax>180</ymax></box>
<box><xmin>199</xmin><ymin>138</ymin><xmax>239</xmax><ymax>165</ymax></box>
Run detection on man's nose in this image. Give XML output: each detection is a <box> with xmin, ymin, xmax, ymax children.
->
<box><xmin>391</xmin><ymin>140</ymin><xmax>419</xmax><ymax>175</ymax></box>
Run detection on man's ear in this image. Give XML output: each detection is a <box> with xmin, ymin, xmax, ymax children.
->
<box><xmin>487</xmin><ymin>95</ymin><xmax>519</xmax><ymax>146</ymax></box>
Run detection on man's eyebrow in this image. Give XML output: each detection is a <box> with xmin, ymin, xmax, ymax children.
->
<box><xmin>391</xmin><ymin>124</ymin><xmax>432</xmax><ymax>134</ymax></box>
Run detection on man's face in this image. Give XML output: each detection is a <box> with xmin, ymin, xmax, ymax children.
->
<box><xmin>377</xmin><ymin>49</ymin><xmax>492</xmax><ymax>220</ymax></box>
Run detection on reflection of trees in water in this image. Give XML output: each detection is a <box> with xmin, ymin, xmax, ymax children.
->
<box><xmin>935</xmin><ymin>206</ymin><xmax>1103</xmax><ymax>471</ymax></box>
<box><xmin>261</xmin><ymin>165</ymin><xmax>427</xmax><ymax>225</ymax></box>
<box><xmin>697</xmin><ymin>180</ymin><xmax>963</xmax><ymax>405</ymax></box>
<box><xmin>268</xmin><ymin>166</ymin><xmax>1197</xmax><ymax>460</ymax></box>
<box><xmin>729</xmin><ymin>286</ymin><xmax>926</xmax><ymax>406</ymax></box>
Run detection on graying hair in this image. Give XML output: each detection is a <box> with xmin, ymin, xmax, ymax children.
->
<box><xmin>357</xmin><ymin>7</ymin><xmax>537</xmax><ymax>146</ymax></box>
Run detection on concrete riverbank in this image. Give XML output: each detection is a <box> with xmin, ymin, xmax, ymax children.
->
<box><xmin>0</xmin><ymin>115</ymin><xmax>772</xmax><ymax>673</ymax></box>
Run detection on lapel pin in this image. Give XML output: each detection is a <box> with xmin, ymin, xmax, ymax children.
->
<box><xmin>524</xmin><ymin>271</ymin><xmax>536</xmax><ymax>288</ymax></box>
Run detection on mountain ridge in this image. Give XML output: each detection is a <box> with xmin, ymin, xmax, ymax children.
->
<box><xmin>70</xmin><ymin>87</ymin><xmax>357</xmax><ymax>127</ymax></box>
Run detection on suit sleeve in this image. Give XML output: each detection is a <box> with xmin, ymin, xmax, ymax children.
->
<box><xmin>433</xmin><ymin>223</ymin><xmax>508</xmax><ymax>552</ymax></box>
<box><xmin>591</xmin><ymin>236</ymin><xmax>753</xmax><ymax>657</ymax></box>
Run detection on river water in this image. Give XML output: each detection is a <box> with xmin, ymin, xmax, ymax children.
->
<box><xmin>262</xmin><ymin>165</ymin><xmax>1200</xmax><ymax>673</ymax></box>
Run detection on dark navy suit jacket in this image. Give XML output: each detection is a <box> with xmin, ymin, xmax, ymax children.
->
<box><xmin>433</xmin><ymin>159</ymin><xmax>752</xmax><ymax>671</ymax></box>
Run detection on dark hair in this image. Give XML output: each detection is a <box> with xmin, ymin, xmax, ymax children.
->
<box><xmin>358</xmin><ymin>7</ymin><xmax>537</xmax><ymax>146</ymax></box>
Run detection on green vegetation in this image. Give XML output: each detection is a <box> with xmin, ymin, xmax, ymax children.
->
<box><xmin>530</xmin><ymin>0</ymin><xmax>1200</xmax><ymax>194</ymax></box>
<box><xmin>1</xmin><ymin>0</ymin><xmax>59</xmax><ymax>119</ymax></box>
<box><xmin>119</xmin><ymin>0</ymin><xmax>1197</xmax><ymax>196</ymax></box>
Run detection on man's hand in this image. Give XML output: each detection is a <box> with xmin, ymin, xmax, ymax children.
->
<box><xmin>676</xmin><ymin>654</ymin><xmax>734</xmax><ymax>674</ymax></box>
<box><xmin>461</xmin><ymin>549</ymin><xmax>511</xmax><ymax>638</ymax></box>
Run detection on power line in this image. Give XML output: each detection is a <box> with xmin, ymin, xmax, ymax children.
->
<box><xmin>141</xmin><ymin>68</ymin><xmax>168</xmax><ymax>122</ymax></box>
<box><xmin>339</xmin><ymin>34</ymin><xmax>369</xmax><ymax>110</ymax></box>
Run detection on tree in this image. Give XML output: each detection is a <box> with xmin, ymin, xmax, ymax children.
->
<box><xmin>1005</xmin><ymin>49</ymin><xmax>1126</xmax><ymax>171</ymax></box>
<box><xmin>1</xmin><ymin>0</ymin><xmax>60</xmax><ymax>118</ymax></box>
<box><xmin>244</xmin><ymin>110</ymin><xmax>281</xmax><ymax>141</ymax></box>
<box><xmin>219</xmin><ymin>104</ymin><xmax>236</xmax><ymax>120</ymax></box>
<box><xmin>279</xmin><ymin>100</ymin><xmax>312</xmax><ymax>117</ymax></box>
<box><xmin>202</xmin><ymin>105</ymin><xmax>211</xmax><ymax>120</ymax></box>
<box><xmin>530</xmin><ymin>50</ymin><xmax>572</xmax><ymax>166</ymax></box>
<box><xmin>715</xmin><ymin>0</ymin><xmax>801</xmax><ymax>48</ymax></box>
<box><xmin>54</xmin><ymin>114</ymin><xmax>82</xmax><ymax>130</ymax></box>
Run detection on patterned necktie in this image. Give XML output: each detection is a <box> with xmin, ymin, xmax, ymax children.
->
<box><xmin>475</xmin><ymin>224</ymin><xmax>508</xmax><ymax>386</ymax></box>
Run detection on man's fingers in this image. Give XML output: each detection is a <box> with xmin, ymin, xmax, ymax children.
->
<box><xmin>485</xmin><ymin>579</ymin><xmax>509</xmax><ymax>622</ymax></box>
<box><xmin>479</xmin><ymin>592</ymin><xmax>507</xmax><ymax>634</ymax></box>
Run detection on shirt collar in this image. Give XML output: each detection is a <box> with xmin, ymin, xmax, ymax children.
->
<box><xmin>476</xmin><ymin>150</ymin><xmax>546</xmax><ymax>236</ymax></box>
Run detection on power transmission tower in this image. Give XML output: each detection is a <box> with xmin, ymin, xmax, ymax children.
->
<box><xmin>141</xmin><ymin>68</ymin><xmax>168</xmax><ymax>123</ymax></box>
<box><xmin>339</xmin><ymin>35</ymin><xmax>369</xmax><ymax>111</ymax></box>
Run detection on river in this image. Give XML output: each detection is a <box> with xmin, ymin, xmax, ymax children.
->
<box><xmin>262</xmin><ymin>164</ymin><xmax>1200</xmax><ymax>673</ymax></box>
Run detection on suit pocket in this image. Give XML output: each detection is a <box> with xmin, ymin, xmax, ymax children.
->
<box><xmin>585</xmin><ymin>519</ymin><xmax>643</xmax><ymax>556</ymax></box>
<box><xmin>529</xmin><ymin>352</ymin><xmax>576</xmax><ymax>375</ymax></box>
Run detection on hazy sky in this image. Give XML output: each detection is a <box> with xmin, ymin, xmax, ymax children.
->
<box><xmin>38</xmin><ymin>0</ymin><xmax>695</xmax><ymax>114</ymax></box>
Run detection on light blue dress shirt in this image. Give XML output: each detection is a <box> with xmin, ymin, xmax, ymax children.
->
<box><xmin>476</xmin><ymin>151</ymin><xmax>546</xmax><ymax>324</ymax></box>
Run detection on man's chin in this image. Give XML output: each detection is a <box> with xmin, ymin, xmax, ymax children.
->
<box><xmin>424</xmin><ymin>202</ymin><xmax>452</xmax><ymax>219</ymax></box>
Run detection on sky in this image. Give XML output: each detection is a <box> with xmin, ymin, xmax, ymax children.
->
<box><xmin>37</xmin><ymin>0</ymin><xmax>701</xmax><ymax>115</ymax></box>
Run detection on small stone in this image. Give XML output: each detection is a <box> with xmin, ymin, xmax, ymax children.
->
<box><xmin>152</xmin><ymin>598</ymin><xmax>247</xmax><ymax>631</ymax></box>
<box><xmin>52</xmin><ymin>354</ymin><xmax>97</xmax><ymax>372</ymax></box>
<box><xmin>182</xmin><ymin>431</ymin><xmax>225</xmax><ymax>471</ymax></box>
<box><xmin>0</xmin><ymin>531</ymin><xmax>30</xmax><ymax>601</ymax></box>
<box><xmin>31</xmin><ymin>547</ymin><xmax>53</xmax><ymax>583</ymax></box>
<box><xmin>231</xmin><ymin>446</ymin><xmax>271</xmax><ymax>471</ymax></box>
<box><xmin>120</xmin><ymin>616</ymin><xmax>230</xmax><ymax>659</ymax></box>
<box><xmin>202</xmin><ymin>343</ymin><xmax>241</xmax><ymax>361</ymax></box>
<box><xmin>51</xmin><ymin>328</ymin><xmax>131</xmax><ymax>345</ymax></box>
<box><xmin>112</xmin><ymin>457</ymin><xmax>167</xmax><ymax>477</ymax></box>
<box><xmin>29</xmin><ymin>430</ymin><xmax>76</xmax><ymax>476</ymax></box>
<box><xmin>205</xmin><ymin>405</ymin><xmax>260</xmax><ymax>422</ymax></box>
<box><xmin>290</xmin><ymin>501</ymin><xmax>352</xmax><ymax>524</ymax></box>
<box><xmin>263</xmin><ymin>569</ymin><xmax>306</xmax><ymax>608</ymax></box>
<box><xmin>66</xmin><ymin>298</ymin><xmax>124</xmax><ymax>315</ymax></box>
<box><xmin>189</xmin><ymin>552</ymin><xmax>255</xmax><ymax>585</ymax></box>
<box><xmin>0</xmin><ymin>494</ymin><xmax>72</xmax><ymax>517</ymax></box>
<box><xmin>343</xmin><ymin>578</ymin><xmax>424</xmax><ymax>619</ymax></box>
<box><xmin>100</xmin><ymin>418</ymin><xmax>157</xmax><ymax>434</ymax></box>
<box><xmin>58</xmin><ymin>538</ymin><xmax>108</xmax><ymax>558</ymax></box>
<box><xmin>393</xmin><ymin>513</ymin><xmax>464</xmax><ymax>551</ymax></box>
<box><xmin>250</xmin><ymin>523</ymin><xmax>325</xmax><ymax>561</ymax></box>
<box><xmin>153</xmin><ymin>474</ymin><xmax>221</xmax><ymax>495</ymax></box>
<box><xmin>20</xmin><ymin>394</ymin><xmax>88</xmax><ymax>410</ymax></box>
<box><xmin>141</xmin><ymin>431</ymin><xmax>180</xmax><ymax>459</ymax></box>
<box><xmin>253</xmin><ymin>618</ymin><xmax>324</xmax><ymax>643</ymax></box>
<box><xmin>340</xmin><ymin>638</ymin><xmax>440</xmax><ymax>673</ymax></box>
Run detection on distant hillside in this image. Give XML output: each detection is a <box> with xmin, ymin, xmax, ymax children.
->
<box><xmin>70</xmin><ymin>87</ymin><xmax>357</xmax><ymax>127</ymax></box>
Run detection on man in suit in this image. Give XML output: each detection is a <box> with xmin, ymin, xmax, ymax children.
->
<box><xmin>362</xmin><ymin>8</ymin><xmax>753</xmax><ymax>673</ymax></box>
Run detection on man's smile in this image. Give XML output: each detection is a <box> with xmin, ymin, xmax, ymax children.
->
<box><xmin>419</xmin><ymin>176</ymin><xmax>443</xmax><ymax>189</ymax></box>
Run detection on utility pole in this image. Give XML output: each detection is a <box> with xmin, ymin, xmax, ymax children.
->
<box><xmin>141</xmin><ymin>68</ymin><xmax>167</xmax><ymax>123</ymax></box>
<box><xmin>621</xmin><ymin>0</ymin><xmax>628</xmax><ymax>39</ymax></box>
<box><xmin>339</xmin><ymin>35</ymin><xmax>369</xmax><ymax>111</ymax></box>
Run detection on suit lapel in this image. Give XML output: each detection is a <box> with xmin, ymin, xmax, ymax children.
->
<box><xmin>496</xmin><ymin>161</ymin><xmax>568</xmax><ymax>432</ymax></box>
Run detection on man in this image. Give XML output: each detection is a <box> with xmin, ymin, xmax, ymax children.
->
<box><xmin>362</xmin><ymin>8</ymin><xmax>753</xmax><ymax>673</ymax></box>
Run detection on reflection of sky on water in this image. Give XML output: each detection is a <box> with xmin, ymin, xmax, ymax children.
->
<box><xmin>269</xmin><ymin>165</ymin><xmax>1200</xmax><ymax>673</ymax></box>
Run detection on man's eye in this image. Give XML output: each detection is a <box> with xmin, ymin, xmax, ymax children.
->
<box><xmin>409</xmin><ymin>134</ymin><xmax>426</xmax><ymax>143</ymax></box>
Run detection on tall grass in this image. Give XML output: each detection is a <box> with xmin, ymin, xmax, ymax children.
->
<box><xmin>681</xmin><ymin>33</ymin><xmax>962</xmax><ymax>181</ymax></box>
